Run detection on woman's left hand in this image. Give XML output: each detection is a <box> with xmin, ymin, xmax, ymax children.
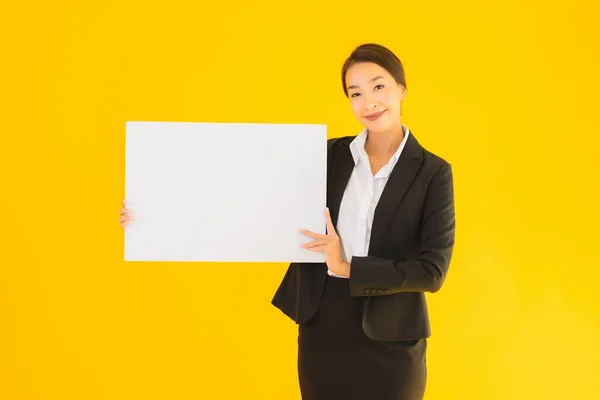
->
<box><xmin>301</xmin><ymin>208</ymin><xmax>351</xmax><ymax>278</ymax></box>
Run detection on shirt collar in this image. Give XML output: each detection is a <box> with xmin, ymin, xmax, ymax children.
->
<box><xmin>349</xmin><ymin>125</ymin><xmax>411</xmax><ymax>174</ymax></box>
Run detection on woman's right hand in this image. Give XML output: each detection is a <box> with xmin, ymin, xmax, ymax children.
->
<box><xmin>120</xmin><ymin>200</ymin><xmax>134</xmax><ymax>229</ymax></box>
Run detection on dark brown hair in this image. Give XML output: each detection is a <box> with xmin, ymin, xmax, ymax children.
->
<box><xmin>341</xmin><ymin>43</ymin><xmax>407</xmax><ymax>97</ymax></box>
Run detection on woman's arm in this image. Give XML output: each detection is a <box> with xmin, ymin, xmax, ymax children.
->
<box><xmin>349</xmin><ymin>163</ymin><xmax>455</xmax><ymax>296</ymax></box>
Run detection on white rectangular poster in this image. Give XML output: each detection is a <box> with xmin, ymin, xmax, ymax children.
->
<box><xmin>124</xmin><ymin>121</ymin><xmax>327</xmax><ymax>263</ymax></box>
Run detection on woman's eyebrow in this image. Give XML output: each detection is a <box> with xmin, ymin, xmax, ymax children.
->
<box><xmin>347</xmin><ymin>76</ymin><xmax>385</xmax><ymax>90</ymax></box>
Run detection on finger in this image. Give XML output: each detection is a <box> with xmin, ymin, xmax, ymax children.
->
<box><xmin>304</xmin><ymin>245</ymin><xmax>327</xmax><ymax>252</ymax></box>
<box><xmin>122</xmin><ymin>200</ymin><xmax>126</xmax><ymax>207</ymax></box>
<box><xmin>302</xmin><ymin>239</ymin><xmax>328</xmax><ymax>249</ymax></box>
<box><xmin>300</xmin><ymin>229</ymin><xmax>327</xmax><ymax>240</ymax></box>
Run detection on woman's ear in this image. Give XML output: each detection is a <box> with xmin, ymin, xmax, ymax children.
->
<box><xmin>400</xmin><ymin>85</ymin><xmax>407</xmax><ymax>100</ymax></box>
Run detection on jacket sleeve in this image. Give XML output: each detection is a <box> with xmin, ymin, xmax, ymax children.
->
<box><xmin>348</xmin><ymin>162</ymin><xmax>455</xmax><ymax>297</ymax></box>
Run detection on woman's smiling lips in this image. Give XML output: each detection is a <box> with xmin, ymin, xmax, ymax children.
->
<box><xmin>364</xmin><ymin>110</ymin><xmax>386</xmax><ymax>121</ymax></box>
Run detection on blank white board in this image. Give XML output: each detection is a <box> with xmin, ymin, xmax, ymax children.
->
<box><xmin>124</xmin><ymin>121</ymin><xmax>327</xmax><ymax>263</ymax></box>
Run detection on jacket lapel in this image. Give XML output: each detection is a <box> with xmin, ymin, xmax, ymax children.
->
<box><xmin>327</xmin><ymin>138</ymin><xmax>354</xmax><ymax>228</ymax></box>
<box><xmin>368</xmin><ymin>133</ymin><xmax>424</xmax><ymax>256</ymax></box>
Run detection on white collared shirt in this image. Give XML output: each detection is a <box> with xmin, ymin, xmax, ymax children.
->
<box><xmin>329</xmin><ymin>126</ymin><xmax>411</xmax><ymax>278</ymax></box>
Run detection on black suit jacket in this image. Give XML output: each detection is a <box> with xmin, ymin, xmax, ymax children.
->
<box><xmin>271</xmin><ymin>131</ymin><xmax>455</xmax><ymax>342</ymax></box>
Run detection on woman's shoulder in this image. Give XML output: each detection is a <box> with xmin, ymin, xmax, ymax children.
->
<box><xmin>327</xmin><ymin>135</ymin><xmax>355</xmax><ymax>149</ymax></box>
<box><xmin>409</xmin><ymin>131</ymin><xmax>450</xmax><ymax>169</ymax></box>
<box><xmin>422</xmin><ymin>146</ymin><xmax>451</xmax><ymax>168</ymax></box>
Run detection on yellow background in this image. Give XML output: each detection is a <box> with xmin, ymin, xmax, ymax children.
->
<box><xmin>1</xmin><ymin>0</ymin><xmax>599</xmax><ymax>398</ymax></box>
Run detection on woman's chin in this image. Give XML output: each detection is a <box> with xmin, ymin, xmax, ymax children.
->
<box><xmin>363</xmin><ymin>118</ymin><xmax>393</xmax><ymax>133</ymax></box>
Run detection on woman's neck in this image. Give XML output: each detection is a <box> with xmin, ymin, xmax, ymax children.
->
<box><xmin>364</xmin><ymin>123</ymin><xmax>405</xmax><ymax>159</ymax></box>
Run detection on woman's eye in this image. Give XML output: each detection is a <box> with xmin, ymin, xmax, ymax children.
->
<box><xmin>351</xmin><ymin>93</ymin><xmax>361</xmax><ymax>98</ymax></box>
<box><xmin>375</xmin><ymin>84</ymin><xmax>385</xmax><ymax>90</ymax></box>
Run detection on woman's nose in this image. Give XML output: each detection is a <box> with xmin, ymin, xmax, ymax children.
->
<box><xmin>363</xmin><ymin>95</ymin><xmax>377</xmax><ymax>109</ymax></box>
<box><xmin>364</xmin><ymin>100</ymin><xmax>377</xmax><ymax>110</ymax></box>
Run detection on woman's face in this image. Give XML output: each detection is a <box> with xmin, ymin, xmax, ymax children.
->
<box><xmin>345</xmin><ymin>62</ymin><xmax>406</xmax><ymax>133</ymax></box>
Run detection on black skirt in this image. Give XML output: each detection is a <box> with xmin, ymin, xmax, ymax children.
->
<box><xmin>298</xmin><ymin>275</ymin><xmax>427</xmax><ymax>400</ymax></box>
